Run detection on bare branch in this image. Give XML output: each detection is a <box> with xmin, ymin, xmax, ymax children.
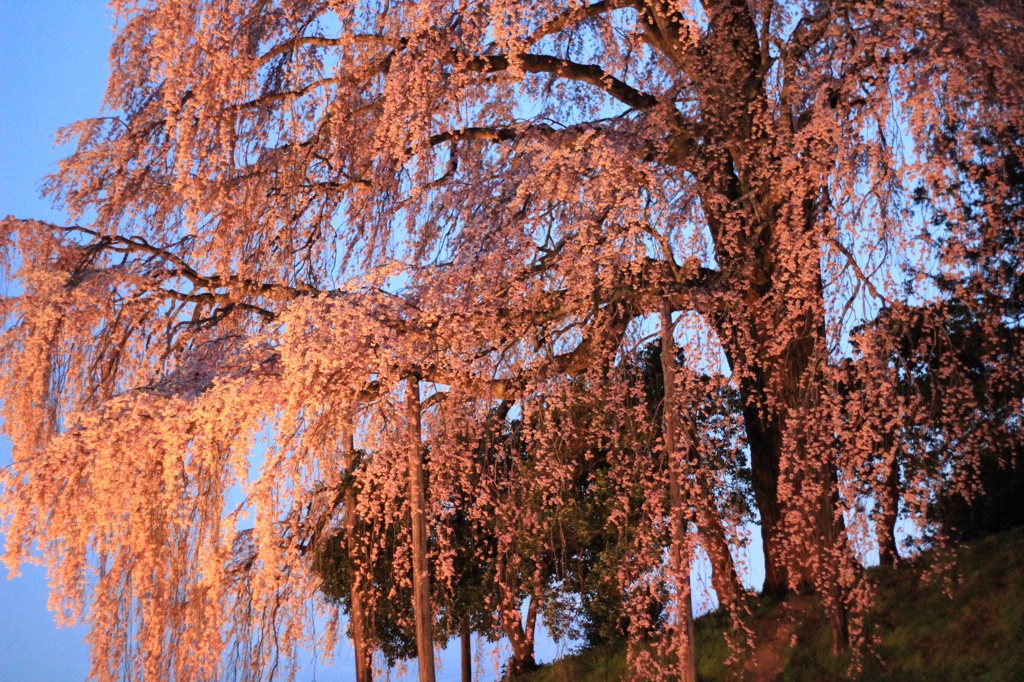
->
<box><xmin>464</xmin><ymin>52</ymin><xmax>663</xmax><ymax>114</ymax></box>
<box><xmin>829</xmin><ymin>237</ymin><xmax>886</xmax><ymax>304</ymax></box>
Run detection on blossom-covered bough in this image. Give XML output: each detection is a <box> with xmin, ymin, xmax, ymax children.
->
<box><xmin>1</xmin><ymin>0</ymin><xmax>1022</xmax><ymax>679</ymax></box>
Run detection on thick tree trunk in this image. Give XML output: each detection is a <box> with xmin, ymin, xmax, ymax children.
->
<box><xmin>660</xmin><ymin>302</ymin><xmax>699</xmax><ymax>682</ymax></box>
<box><xmin>789</xmin><ymin>307</ymin><xmax>851</xmax><ymax>652</ymax></box>
<box><xmin>344</xmin><ymin>429</ymin><xmax>373</xmax><ymax>682</ymax></box>
<box><xmin>460</xmin><ymin>614</ymin><xmax>472</xmax><ymax>682</ymax></box>
<box><xmin>736</xmin><ymin>379</ymin><xmax>790</xmax><ymax>597</ymax></box>
<box><xmin>707</xmin><ymin>284</ymin><xmax>793</xmax><ymax>598</ymax></box>
<box><xmin>723</xmin><ymin>287</ymin><xmax>849</xmax><ymax>651</ymax></box>
<box><xmin>406</xmin><ymin>377</ymin><xmax>436</xmax><ymax>682</ymax></box>
<box><xmin>827</xmin><ymin>584</ymin><xmax>849</xmax><ymax>654</ymax></box>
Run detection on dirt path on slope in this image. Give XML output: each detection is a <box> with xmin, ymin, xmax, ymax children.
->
<box><xmin>737</xmin><ymin>596</ymin><xmax>815</xmax><ymax>682</ymax></box>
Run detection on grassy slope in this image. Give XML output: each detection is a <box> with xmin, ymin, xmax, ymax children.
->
<box><xmin>519</xmin><ymin>526</ymin><xmax>1024</xmax><ymax>681</ymax></box>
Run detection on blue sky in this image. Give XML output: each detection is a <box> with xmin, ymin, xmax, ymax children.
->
<box><xmin>1</xmin><ymin>3</ymin><xmax>110</xmax><ymax>680</ymax></box>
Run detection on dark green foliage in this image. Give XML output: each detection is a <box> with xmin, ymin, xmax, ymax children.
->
<box><xmin>853</xmin><ymin>297</ymin><xmax>1024</xmax><ymax>545</ymax></box>
<box><xmin>312</xmin><ymin>446</ymin><xmax>499</xmax><ymax>667</ymax></box>
<box><xmin>311</xmin><ymin>346</ymin><xmax>756</xmax><ymax>668</ymax></box>
<box><xmin>529</xmin><ymin>346</ymin><xmax>753</xmax><ymax>649</ymax></box>
<box><xmin>314</xmin><ymin>514</ymin><xmax>419</xmax><ymax>665</ymax></box>
<box><xmin>896</xmin><ymin>303</ymin><xmax>1024</xmax><ymax>541</ymax></box>
<box><xmin>857</xmin><ymin>526</ymin><xmax>1024</xmax><ymax>682</ymax></box>
<box><xmin>516</xmin><ymin>526</ymin><xmax>1024</xmax><ymax>681</ymax></box>
<box><xmin>774</xmin><ymin>526</ymin><xmax>1024</xmax><ymax>681</ymax></box>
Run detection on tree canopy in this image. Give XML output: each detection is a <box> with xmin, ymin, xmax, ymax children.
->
<box><xmin>1</xmin><ymin>0</ymin><xmax>1022</xmax><ymax>680</ymax></box>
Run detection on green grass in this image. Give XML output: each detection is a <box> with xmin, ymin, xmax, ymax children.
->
<box><xmin>517</xmin><ymin>526</ymin><xmax>1024</xmax><ymax>681</ymax></box>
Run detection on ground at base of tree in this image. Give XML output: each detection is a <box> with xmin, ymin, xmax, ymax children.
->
<box><xmin>516</xmin><ymin>526</ymin><xmax>1024</xmax><ymax>682</ymax></box>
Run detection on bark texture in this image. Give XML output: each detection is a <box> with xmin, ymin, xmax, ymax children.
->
<box><xmin>406</xmin><ymin>377</ymin><xmax>436</xmax><ymax>682</ymax></box>
<box><xmin>344</xmin><ymin>429</ymin><xmax>373</xmax><ymax>682</ymax></box>
<box><xmin>660</xmin><ymin>301</ymin><xmax>698</xmax><ymax>682</ymax></box>
<box><xmin>460</xmin><ymin>614</ymin><xmax>472</xmax><ymax>682</ymax></box>
<box><xmin>877</xmin><ymin>441</ymin><xmax>901</xmax><ymax>568</ymax></box>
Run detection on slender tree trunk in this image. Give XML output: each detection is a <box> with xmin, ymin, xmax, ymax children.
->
<box><xmin>815</xmin><ymin>472</ymin><xmax>850</xmax><ymax>653</ymax></box>
<box><xmin>877</xmin><ymin>439</ymin><xmax>901</xmax><ymax>567</ymax></box>
<box><xmin>344</xmin><ymin>428</ymin><xmax>373</xmax><ymax>682</ymax></box>
<box><xmin>406</xmin><ymin>376</ymin><xmax>436</xmax><ymax>682</ymax></box>
<box><xmin>460</xmin><ymin>614</ymin><xmax>472</xmax><ymax>682</ymax></box>
<box><xmin>661</xmin><ymin>301</ymin><xmax>698</xmax><ymax>682</ymax></box>
<box><xmin>691</xmin><ymin>478</ymin><xmax>743</xmax><ymax>612</ymax></box>
<box><xmin>679</xmin><ymin>358</ymin><xmax>745</xmax><ymax>612</ymax></box>
<box><xmin>524</xmin><ymin>596</ymin><xmax>537</xmax><ymax>664</ymax></box>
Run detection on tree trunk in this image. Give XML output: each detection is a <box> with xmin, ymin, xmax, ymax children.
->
<box><xmin>816</xmin><ymin>473</ymin><xmax>850</xmax><ymax>653</ymax></box>
<box><xmin>460</xmin><ymin>614</ymin><xmax>472</xmax><ymax>682</ymax></box>
<box><xmin>678</xmin><ymin>351</ymin><xmax>745</xmax><ymax>613</ymax></box>
<box><xmin>660</xmin><ymin>302</ymin><xmax>699</xmax><ymax>682</ymax></box>
<box><xmin>500</xmin><ymin>594</ymin><xmax>538</xmax><ymax>675</ymax></box>
<box><xmin>791</xmin><ymin>306</ymin><xmax>851</xmax><ymax>651</ymax></box>
<box><xmin>710</xmin><ymin>293</ymin><xmax>791</xmax><ymax>597</ymax></box>
<box><xmin>721</xmin><ymin>285</ymin><xmax>850</xmax><ymax>651</ymax></box>
<box><xmin>344</xmin><ymin>429</ymin><xmax>373</xmax><ymax>682</ymax></box>
<box><xmin>877</xmin><ymin>439</ymin><xmax>900</xmax><ymax>567</ymax></box>
<box><xmin>691</xmin><ymin>480</ymin><xmax>743</xmax><ymax>613</ymax></box>
<box><xmin>737</xmin><ymin>379</ymin><xmax>790</xmax><ymax>597</ymax></box>
<box><xmin>406</xmin><ymin>377</ymin><xmax>436</xmax><ymax>682</ymax></box>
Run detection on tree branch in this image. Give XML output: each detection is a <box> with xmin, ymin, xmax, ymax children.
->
<box><xmin>461</xmin><ymin>53</ymin><xmax>689</xmax><ymax>133</ymax></box>
<box><xmin>524</xmin><ymin>0</ymin><xmax>644</xmax><ymax>47</ymax></box>
<box><xmin>258</xmin><ymin>34</ymin><xmax>391</xmax><ymax>65</ymax></box>
<box><xmin>16</xmin><ymin>219</ymin><xmax>319</xmax><ymax>306</ymax></box>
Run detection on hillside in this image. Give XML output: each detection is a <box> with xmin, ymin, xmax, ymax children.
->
<box><xmin>518</xmin><ymin>526</ymin><xmax>1024</xmax><ymax>681</ymax></box>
